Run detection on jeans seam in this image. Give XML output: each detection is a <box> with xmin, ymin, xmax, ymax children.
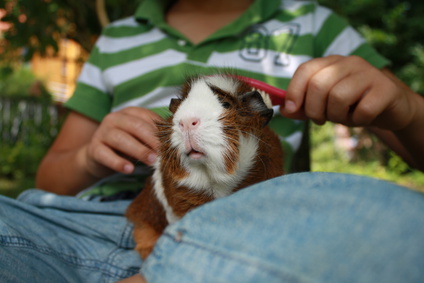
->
<box><xmin>160</xmin><ymin>231</ymin><xmax>316</xmax><ymax>283</ymax></box>
<box><xmin>118</xmin><ymin>222</ymin><xmax>135</xmax><ymax>249</ymax></box>
<box><xmin>0</xmin><ymin>235</ymin><xmax>137</xmax><ymax>280</ymax></box>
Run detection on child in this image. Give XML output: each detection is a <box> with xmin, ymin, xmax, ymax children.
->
<box><xmin>1</xmin><ymin>1</ymin><xmax>423</xmax><ymax>282</ymax></box>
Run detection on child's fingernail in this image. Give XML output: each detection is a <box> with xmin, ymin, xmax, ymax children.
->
<box><xmin>285</xmin><ymin>100</ymin><xmax>296</xmax><ymax>113</ymax></box>
<box><xmin>124</xmin><ymin>164</ymin><xmax>134</xmax><ymax>173</ymax></box>
<box><xmin>147</xmin><ymin>153</ymin><xmax>157</xmax><ymax>165</ymax></box>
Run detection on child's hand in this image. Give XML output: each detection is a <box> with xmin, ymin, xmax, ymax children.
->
<box><xmin>83</xmin><ymin>107</ymin><xmax>161</xmax><ymax>178</ymax></box>
<box><xmin>280</xmin><ymin>55</ymin><xmax>417</xmax><ymax>132</ymax></box>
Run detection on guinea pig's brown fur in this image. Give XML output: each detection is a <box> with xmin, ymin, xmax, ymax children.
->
<box><xmin>126</xmin><ymin>75</ymin><xmax>284</xmax><ymax>259</ymax></box>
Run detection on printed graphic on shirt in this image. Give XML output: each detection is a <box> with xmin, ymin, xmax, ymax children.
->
<box><xmin>239</xmin><ymin>23</ymin><xmax>300</xmax><ymax>67</ymax></box>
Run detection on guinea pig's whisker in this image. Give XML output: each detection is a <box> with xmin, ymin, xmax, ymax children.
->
<box><xmin>256</xmin><ymin>155</ymin><xmax>267</xmax><ymax>171</ymax></box>
<box><xmin>222</xmin><ymin>136</ymin><xmax>240</xmax><ymax>147</ymax></box>
<box><xmin>161</xmin><ymin>148</ymin><xmax>181</xmax><ymax>173</ymax></box>
<box><xmin>240</xmin><ymin>130</ymin><xmax>269</xmax><ymax>146</ymax></box>
<box><xmin>162</xmin><ymin>147</ymin><xmax>178</xmax><ymax>160</ymax></box>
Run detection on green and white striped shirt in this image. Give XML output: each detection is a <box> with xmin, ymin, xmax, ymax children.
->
<box><xmin>66</xmin><ymin>0</ymin><xmax>389</xmax><ymax>197</ymax></box>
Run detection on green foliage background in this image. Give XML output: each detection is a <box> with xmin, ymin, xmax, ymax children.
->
<box><xmin>311</xmin><ymin>123</ymin><xmax>424</xmax><ymax>191</ymax></box>
<box><xmin>0</xmin><ymin>0</ymin><xmax>141</xmax><ymax>61</ymax></box>
<box><xmin>318</xmin><ymin>0</ymin><xmax>424</xmax><ymax>94</ymax></box>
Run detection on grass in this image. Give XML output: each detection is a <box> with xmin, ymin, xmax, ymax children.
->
<box><xmin>310</xmin><ymin>123</ymin><xmax>424</xmax><ymax>193</ymax></box>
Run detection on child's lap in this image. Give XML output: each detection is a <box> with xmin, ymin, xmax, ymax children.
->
<box><xmin>0</xmin><ymin>189</ymin><xmax>141</xmax><ymax>282</ymax></box>
<box><xmin>1</xmin><ymin>172</ymin><xmax>424</xmax><ymax>282</ymax></box>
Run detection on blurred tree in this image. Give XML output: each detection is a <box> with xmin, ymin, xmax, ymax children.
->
<box><xmin>318</xmin><ymin>0</ymin><xmax>424</xmax><ymax>94</ymax></box>
<box><xmin>0</xmin><ymin>0</ymin><xmax>141</xmax><ymax>62</ymax></box>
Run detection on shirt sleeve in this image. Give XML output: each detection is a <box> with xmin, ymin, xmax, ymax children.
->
<box><xmin>64</xmin><ymin>40</ymin><xmax>112</xmax><ymax>122</ymax></box>
<box><xmin>313</xmin><ymin>6</ymin><xmax>391</xmax><ymax>70</ymax></box>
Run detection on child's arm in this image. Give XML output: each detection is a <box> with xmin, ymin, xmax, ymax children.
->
<box><xmin>36</xmin><ymin>108</ymin><xmax>161</xmax><ymax>195</ymax></box>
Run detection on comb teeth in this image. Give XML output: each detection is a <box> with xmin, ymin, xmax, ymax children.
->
<box><xmin>204</xmin><ymin>74</ymin><xmax>286</xmax><ymax>106</ymax></box>
<box><xmin>253</xmin><ymin>88</ymin><xmax>273</xmax><ymax>109</ymax></box>
<box><xmin>231</xmin><ymin>75</ymin><xmax>286</xmax><ymax>106</ymax></box>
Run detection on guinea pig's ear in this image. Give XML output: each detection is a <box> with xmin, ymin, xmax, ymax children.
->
<box><xmin>169</xmin><ymin>98</ymin><xmax>182</xmax><ymax>113</ymax></box>
<box><xmin>241</xmin><ymin>91</ymin><xmax>274</xmax><ymax>126</ymax></box>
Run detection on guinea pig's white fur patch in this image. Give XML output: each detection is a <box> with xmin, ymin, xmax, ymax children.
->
<box><xmin>151</xmin><ymin>157</ymin><xmax>180</xmax><ymax>224</ymax></box>
<box><xmin>205</xmin><ymin>75</ymin><xmax>273</xmax><ymax>108</ymax></box>
<box><xmin>170</xmin><ymin>80</ymin><xmax>226</xmax><ymax>163</ymax></box>
<box><xmin>177</xmin><ymin>133</ymin><xmax>258</xmax><ymax>198</ymax></box>
<box><xmin>153</xmin><ymin>76</ymin><xmax>261</xmax><ymax>223</ymax></box>
<box><xmin>172</xmin><ymin>77</ymin><xmax>259</xmax><ymax>189</ymax></box>
<box><xmin>204</xmin><ymin>75</ymin><xmax>240</xmax><ymax>95</ymax></box>
<box><xmin>153</xmin><ymin>134</ymin><xmax>259</xmax><ymax>224</ymax></box>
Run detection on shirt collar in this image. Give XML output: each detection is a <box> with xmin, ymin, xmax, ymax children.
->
<box><xmin>134</xmin><ymin>0</ymin><xmax>281</xmax><ymax>42</ymax></box>
<box><xmin>134</xmin><ymin>0</ymin><xmax>173</xmax><ymax>25</ymax></box>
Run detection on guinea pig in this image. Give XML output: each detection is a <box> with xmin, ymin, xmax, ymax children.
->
<box><xmin>126</xmin><ymin>74</ymin><xmax>285</xmax><ymax>259</ymax></box>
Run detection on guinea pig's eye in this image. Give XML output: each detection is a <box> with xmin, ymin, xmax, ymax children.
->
<box><xmin>221</xmin><ymin>101</ymin><xmax>231</xmax><ymax>109</ymax></box>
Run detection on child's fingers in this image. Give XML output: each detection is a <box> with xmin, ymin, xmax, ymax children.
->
<box><xmin>281</xmin><ymin>55</ymin><xmax>344</xmax><ymax>119</ymax></box>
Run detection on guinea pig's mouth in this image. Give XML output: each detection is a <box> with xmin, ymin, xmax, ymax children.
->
<box><xmin>187</xmin><ymin>149</ymin><xmax>205</xmax><ymax>160</ymax></box>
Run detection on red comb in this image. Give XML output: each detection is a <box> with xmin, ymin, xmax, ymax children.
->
<box><xmin>232</xmin><ymin>75</ymin><xmax>286</xmax><ymax>106</ymax></box>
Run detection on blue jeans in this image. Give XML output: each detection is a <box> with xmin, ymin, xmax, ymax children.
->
<box><xmin>0</xmin><ymin>190</ymin><xmax>141</xmax><ymax>282</ymax></box>
<box><xmin>1</xmin><ymin>172</ymin><xmax>423</xmax><ymax>282</ymax></box>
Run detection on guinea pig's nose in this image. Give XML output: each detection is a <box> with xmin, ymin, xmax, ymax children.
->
<box><xmin>179</xmin><ymin>117</ymin><xmax>200</xmax><ymax>131</ymax></box>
